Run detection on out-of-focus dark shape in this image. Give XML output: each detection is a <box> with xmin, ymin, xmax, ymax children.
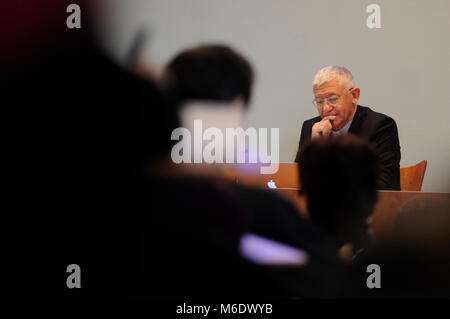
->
<box><xmin>298</xmin><ymin>135</ymin><xmax>379</xmax><ymax>255</ymax></box>
<box><xmin>3</xmin><ymin>0</ymin><xmax>178</xmax><ymax>298</ymax></box>
<box><xmin>127</xmin><ymin>27</ymin><xmax>159</xmax><ymax>81</ymax></box>
<box><xmin>345</xmin><ymin>197</ymin><xmax>450</xmax><ymax>298</ymax></box>
<box><xmin>394</xmin><ymin>197</ymin><xmax>450</xmax><ymax>252</ymax></box>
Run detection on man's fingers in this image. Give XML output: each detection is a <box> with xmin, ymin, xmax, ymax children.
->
<box><xmin>312</xmin><ymin>122</ymin><xmax>324</xmax><ymax>138</ymax></box>
<box><xmin>320</xmin><ymin>119</ymin><xmax>332</xmax><ymax>130</ymax></box>
<box><xmin>322</xmin><ymin>115</ymin><xmax>337</xmax><ymax>121</ymax></box>
<box><xmin>312</xmin><ymin>119</ymin><xmax>333</xmax><ymax>138</ymax></box>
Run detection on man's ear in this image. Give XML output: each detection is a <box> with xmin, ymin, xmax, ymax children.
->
<box><xmin>351</xmin><ymin>88</ymin><xmax>360</xmax><ymax>105</ymax></box>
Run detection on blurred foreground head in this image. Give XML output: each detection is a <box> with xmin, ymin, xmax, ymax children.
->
<box><xmin>162</xmin><ymin>44</ymin><xmax>255</xmax><ymax>168</ymax></box>
<box><xmin>299</xmin><ymin>135</ymin><xmax>379</xmax><ymax>249</ymax></box>
<box><xmin>164</xmin><ymin>44</ymin><xmax>254</xmax><ymax>107</ymax></box>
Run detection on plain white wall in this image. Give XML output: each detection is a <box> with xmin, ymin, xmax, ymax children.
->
<box><xmin>100</xmin><ymin>0</ymin><xmax>450</xmax><ymax>192</ymax></box>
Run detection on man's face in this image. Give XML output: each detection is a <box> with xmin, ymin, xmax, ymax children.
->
<box><xmin>313</xmin><ymin>78</ymin><xmax>360</xmax><ymax>130</ymax></box>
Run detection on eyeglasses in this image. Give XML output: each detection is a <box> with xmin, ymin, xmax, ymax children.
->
<box><xmin>312</xmin><ymin>88</ymin><xmax>354</xmax><ymax>108</ymax></box>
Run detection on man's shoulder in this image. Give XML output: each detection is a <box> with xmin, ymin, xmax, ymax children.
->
<box><xmin>351</xmin><ymin>105</ymin><xmax>399</xmax><ymax>142</ymax></box>
<box><xmin>357</xmin><ymin>105</ymin><xmax>396</xmax><ymax>125</ymax></box>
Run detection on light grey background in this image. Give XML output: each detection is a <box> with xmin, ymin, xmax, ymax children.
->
<box><xmin>99</xmin><ymin>0</ymin><xmax>450</xmax><ymax>192</ymax></box>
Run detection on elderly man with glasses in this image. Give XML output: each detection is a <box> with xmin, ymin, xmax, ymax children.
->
<box><xmin>295</xmin><ymin>66</ymin><xmax>401</xmax><ymax>190</ymax></box>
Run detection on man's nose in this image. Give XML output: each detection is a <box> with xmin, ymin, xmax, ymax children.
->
<box><xmin>323</xmin><ymin>102</ymin><xmax>333</xmax><ymax>114</ymax></box>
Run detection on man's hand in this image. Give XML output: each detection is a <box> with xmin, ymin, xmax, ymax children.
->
<box><xmin>311</xmin><ymin>116</ymin><xmax>336</xmax><ymax>139</ymax></box>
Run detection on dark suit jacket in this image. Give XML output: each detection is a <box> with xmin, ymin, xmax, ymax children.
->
<box><xmin>295</xmin><ymin>105</ymin><xmax>401</xmax><ymax>190</ymax></box>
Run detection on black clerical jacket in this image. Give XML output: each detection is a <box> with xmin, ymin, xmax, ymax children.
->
<box><xmin>295</xmin><ymin>105</ymin><xmax>401</xmax><ymax>190</ymax></box>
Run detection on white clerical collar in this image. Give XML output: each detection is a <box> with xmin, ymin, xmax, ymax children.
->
<box><xmin>332</xmin><ymin>116</ymin><xmax>353</xmax><ymax>135</ymax></box>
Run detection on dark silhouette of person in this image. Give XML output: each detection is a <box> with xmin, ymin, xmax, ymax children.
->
<box><xmin>161</xmin><ymin>44</ymin><xmax>347</xmax><ymax>298</ymax></box>
<box><xmin>297</xmin><ymin>135</ymin><xmax>380</xmax><ymax>261</ymax></box>
<box><xmin>3</xmin><ymin>1</ymin><xmax>181</xmax><ymax>298</ymax></box>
